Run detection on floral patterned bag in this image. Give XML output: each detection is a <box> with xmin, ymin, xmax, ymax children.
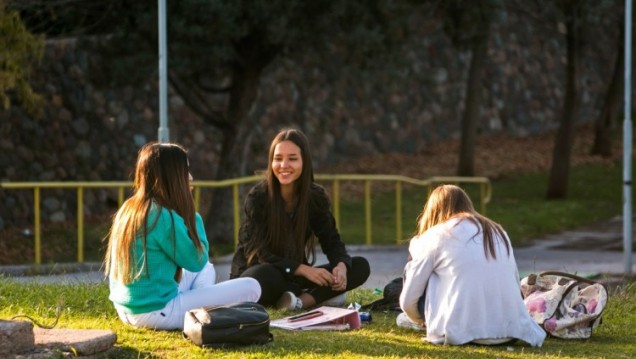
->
<box><xmin>520</xmin><ymin>271</ymin><xmax>608</xmax><ymax>339</ymax></box>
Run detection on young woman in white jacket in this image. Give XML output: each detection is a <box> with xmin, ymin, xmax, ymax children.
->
<box><xmin>397</xmin><ymin>185</ymin><xmax>545</xmax><ymax>347</ymax></box>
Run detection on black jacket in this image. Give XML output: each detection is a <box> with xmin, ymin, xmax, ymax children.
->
<box><xmin>230</xmin><ymin>181</ymin><xmax>352</xmax><ymax>278</ymax></box>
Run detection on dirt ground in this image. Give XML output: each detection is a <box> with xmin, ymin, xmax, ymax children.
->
<box><xmin>321</xmin><ymin>123</ymin><xmax>623</xmax><ymax>179</ymax></box>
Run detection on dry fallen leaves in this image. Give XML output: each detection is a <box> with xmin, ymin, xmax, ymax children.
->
<box><xmin>320</xmin><ymin>123</ymin><xmax>622</xmax><ymax>180</ymax></box>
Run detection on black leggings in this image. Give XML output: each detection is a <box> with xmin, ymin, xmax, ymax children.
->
<box><xmin>239</xmin><ymin>256</ymin><xmax>371</xmax><ymax>306</ymax></box>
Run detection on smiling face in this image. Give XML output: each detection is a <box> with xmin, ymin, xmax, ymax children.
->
<box><xmin>272</xmin><ymin>140</ymin><xmax>303</xmax><ymax>189</ymax></box>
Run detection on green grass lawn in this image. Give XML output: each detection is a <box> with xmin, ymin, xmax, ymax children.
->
<box><xmin>1</xmin><ymin>279</ymin><xmax>634</xmax><ymax>358</ymax></box>
<box><xmin>488</xmin><ymin>162</ymin><xmax>624</xmax><ymax>245</ymax></box>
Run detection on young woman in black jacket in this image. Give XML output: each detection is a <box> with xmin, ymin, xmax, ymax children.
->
<box><xmin>230</xmin><ymin>128</ymin><xmax>370</xmax><ymax>310</ymax></box>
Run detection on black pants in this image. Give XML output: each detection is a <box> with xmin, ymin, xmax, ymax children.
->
<box><xmin>239</xmin><ymin>256</ymin><xmax>371</xmax><ymax>306</ymax></box>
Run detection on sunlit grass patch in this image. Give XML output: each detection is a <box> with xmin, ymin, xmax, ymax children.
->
<box><xmin>1</xmin><ymin>277</ymin><xmax>635</xmax><ymax>359</ymax></box>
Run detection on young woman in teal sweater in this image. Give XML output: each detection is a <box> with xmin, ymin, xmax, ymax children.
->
<box><xmin>105</xmin><ymin>142</ymin><xmax>261</xmax><ymax>330</ymax></box>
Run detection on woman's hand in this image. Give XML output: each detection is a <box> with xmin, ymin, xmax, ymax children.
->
<box><xmin>295</xmin><ymin>264</ymin><xmax>334</xmax><ymax>287</ymax></box>
<box><xmin>331</xmin><ymin>262</ymin><xmax>347</xmax><ymax>291</ymax></box>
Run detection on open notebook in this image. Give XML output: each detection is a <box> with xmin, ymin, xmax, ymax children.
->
<box><xmin>270</xmin><ymin>306</ymin><xmax>361</xmax><ymax>331</ymax></box>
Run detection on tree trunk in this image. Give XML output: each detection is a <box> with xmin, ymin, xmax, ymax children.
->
<box><xmin>546</xmin><ymin>6</ymin><xmax>580</xmax><ymax>199</ymax></box>
<box><xmin>457</xmin><ymin>2</ymin><xmax>490</xmax><ymax>177</ymax></box>
<box><xmin>203</xmin><ymin>61</ymin><xmax>264</xmax><ymax>246</ymax></box>
<box><xmin>591</xmin><ymin>27</ymin><xmax>623</xmax><ymax>157</ymax></box>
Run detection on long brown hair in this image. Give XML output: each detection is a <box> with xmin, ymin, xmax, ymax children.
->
<box><xmin>248</xmin><ymin>128</ymin><xmax>316</xmax><ymax>264</ymax></box>
<box><xmin>104</xmin><ymin>142</ymin><xmax>203</xmax><ymax>284</ymax></box>
<box><xmin>416</xmin><ymin>184</ymin><xmax>510</xmax><ymax>259</ymax></box>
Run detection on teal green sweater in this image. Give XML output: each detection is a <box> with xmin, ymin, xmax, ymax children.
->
<box><xmin>108</xmin><ymin>204</ymin><xmax>210</xmax><ymax>314</ymax></box>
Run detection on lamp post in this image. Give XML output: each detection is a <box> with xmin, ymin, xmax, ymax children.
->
<box><xmin>624</xmin><ymin>0</ymin><xmax>633</xmax><ymax>274</ymax></box>
<box><xmin>158</xmin><ymin>0</ymin><xmax>169</xmax><ymax>143</ymax></box>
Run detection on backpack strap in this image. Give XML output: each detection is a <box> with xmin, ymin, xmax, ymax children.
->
<box><xmin>539</xmin><ymin>271</ymin><xmax>608</xmax><ymax>291</ymax></box>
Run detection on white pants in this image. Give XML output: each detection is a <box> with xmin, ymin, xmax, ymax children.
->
<box><xmin>116</xmin><ymin>262</ymin><xmax>261</xmax><ymax>330</ymax></box>
<box><xmin>395</xmin><ymin>297</ymin><xmax>513</xmax><ymax>345</ymax></box>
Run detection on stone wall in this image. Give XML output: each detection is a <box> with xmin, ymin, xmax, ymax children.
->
<box><xmin>0</xmin><ymin>10</ymin><xmax>620</xmax><ymax>230</ymax></box>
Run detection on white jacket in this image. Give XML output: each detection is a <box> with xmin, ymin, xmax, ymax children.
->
<box><xmin>399</xmin><ymin>217</ymin><xmax>546</xmax><ymax>346</ymax></box>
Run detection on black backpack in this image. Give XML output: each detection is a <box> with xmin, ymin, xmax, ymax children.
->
<box><xmin>183</xmin><ymin>302</ymin><xmax>273</xmax><ymax>348</ymax></box>
<box><xmin>361</xmin><ymin>277</ymin><xmax>403</xmax><ymax>312</ymax></box>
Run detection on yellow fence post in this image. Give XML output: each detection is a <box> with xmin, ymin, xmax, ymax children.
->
<box><xmin>233</xmin><ymin>184</ymin><xmax>240</xmax><ymax>248</ymax></box>
<box><xmin>194</xmin><ymin>186</ymin><xmax>201</xmax><ymax>212</ymax></box>
<box><xmin>118</xmin><ymin>187</ymin><xmax>124</xmax><ymax>207</ymax></box>
<box><xmin>396</xmin><ymin>181</ymin><xmax>402</xmax><ymax>244</ymax></box>
<box><xmin>34</xmin><ymin>187</ymin><xmax>41</xmax><ymax>265</ymax></box>
<box><xmin>332</xmin><ymin>179</ymin><xmax>340</xmax><ymax>230</ymax></box>
<box><xmin>480</xmin><ymin>182</ymin><xmax>492</xmax><ymax>215</ymax></box>
<box><xmin>77</xmin><ymin>187</ymin><xmax>84</xmax><ymax>263</ymax></box>
<box><xmin>364</xmin><ymin>180</ymin><xmax>372</xmax><ymax>246</ymax></box>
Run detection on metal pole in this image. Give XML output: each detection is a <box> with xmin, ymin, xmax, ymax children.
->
<box><xmin>623</xmin><ymin>0</ymin><xmax>633</xmax><ymax>274</ymax></box>
<box><xmin>158</xmin><ymin>0</ymin><xmax>170</xmax><ymax>142</ymax></box>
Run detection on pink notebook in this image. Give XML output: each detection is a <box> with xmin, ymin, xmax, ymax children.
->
<box><xmin>270</xmin><ymin>306</ymin><xmax>362</xmax><ymax>331</ymax></box>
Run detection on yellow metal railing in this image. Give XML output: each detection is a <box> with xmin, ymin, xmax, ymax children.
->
<box><xmin>0</xmin><ymin>175</ymin><xmax>490</xmax><ymax>265</ymax></box>
<box><xmin>314</xmin><ymin>174</ymin><xmax>491</xmax><ymax>246</ymax></box>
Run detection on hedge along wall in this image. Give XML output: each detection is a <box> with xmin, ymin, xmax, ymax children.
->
<box><xmin>0</xmin><ymin>9</ymin><xmax>619</xmax><ymax>231</ymax></box>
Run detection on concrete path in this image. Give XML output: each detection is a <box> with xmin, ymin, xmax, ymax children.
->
<box><xmin>513</xmin><ymin>215</ymin><xmax>635</xmax><ymax>277</ymax></box>
<box><xmin>6</xmin><ymin>216</ymin><xmax>634</xmax><ymax>289</ymax></box>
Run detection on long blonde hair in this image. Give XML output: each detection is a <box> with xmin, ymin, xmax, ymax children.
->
<box><xmin>416</xmin><ymin>184</ymin><xmax>510</xmax><ymax>259</ymax></box>
<box><xmin>104</xmin><ymin>143</ymin><xmax>203</xmax><ymax>283</ymax></box>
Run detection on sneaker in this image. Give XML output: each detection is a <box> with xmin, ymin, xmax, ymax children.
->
<box><xmin>321</xmin><ymin>293</ymin><xmax>347</xmax><ymax>307</ymax></box>
<box><xmin>396</xmin><ymin>312</ymin><xmax>426</xmax><ymax>331</ymax></box>
<box><xmin>276</xmin><ymin>291</ymin><xmax>303</xmax><ymax>311</ymax></box>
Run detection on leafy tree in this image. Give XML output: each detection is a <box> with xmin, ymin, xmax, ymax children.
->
<box><xmin>545</xmin><ymin>0</ymin><xmax>584</xmax><ymax>199</ymax></box>
<box><xmin>68</xmin><ymin>0</ymin><xmax>415</xmax><ymax>244</ymax></box>
<box><xmin>439</xmin><ymin>0</ymin><xmax>502</xmax><ymax>176</ymax></box>
<box><xmin>513</xmin><ymin>0</ymin><xmax>614</xmax><ymax>199</ymax></box>
<box><xmin>545</xmin><ymin>0</ymin><xmax>620</xmax><ymax>199</ymax></box>
<box><xmin>591</xmin><ymin>6</ymin><xmax>624</xmax><ymax>158</ymax></box>
<box><xmin>8</xmin><ymin>0</ymin><xmax>119</xmax><ymax>37</ymax></box>
<box><xmin>0</xmin><ymin>0</ymin><xmax>44</xmax><ymax>118</ymax></box>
